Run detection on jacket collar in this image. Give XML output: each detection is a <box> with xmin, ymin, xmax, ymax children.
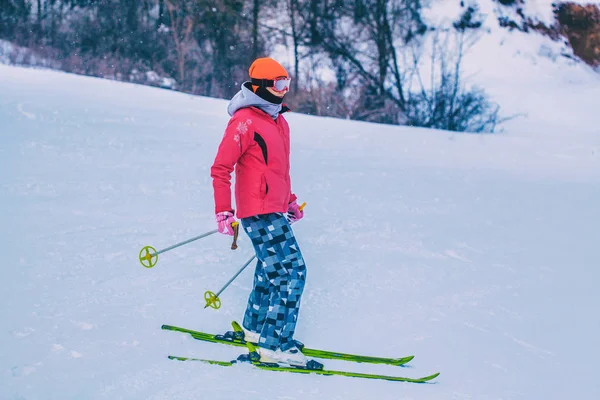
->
<box><xmin>227</xmin><ymin>82</ymin><xmax>284</xmax><ymax>119</ymax></box>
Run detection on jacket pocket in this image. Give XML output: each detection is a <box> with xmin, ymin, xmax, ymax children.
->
<box><xmin>260</xmin><ymin>174</ymin><xmax>268</xmax><ymax>199</ymax></box>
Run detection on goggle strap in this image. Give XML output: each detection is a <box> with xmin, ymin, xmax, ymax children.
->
<box><xmin>251</xmin><ymin>78</ymin><xmax>275</xmax><ymax>88</ymax></box>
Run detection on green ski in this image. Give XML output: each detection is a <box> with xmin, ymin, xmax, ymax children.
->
<box><xmin>167</xmin><ymin>355</ymin><xmax>440</xmax><ymax>383</ymax></box>
<box><xmin>162</xmin><ymin>323</ymin><xmax>414</xmax><ymax>366</ymax></box>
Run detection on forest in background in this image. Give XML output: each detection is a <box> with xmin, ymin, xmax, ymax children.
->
<box><xmin>7</xmin><ymin>0</ymin><xmax>597</xmax><ymax>132</ymax></box>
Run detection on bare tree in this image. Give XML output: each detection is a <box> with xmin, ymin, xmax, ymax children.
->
<box><xmin>0</xmin><ymin>0</ymin><xmax>30</xmax><ymax>38</ymax></box>
<box><xmin>310</xmin><ymin>0</ymin><xmax>427</xmax><ymax>123</ymax></box>
<box><xmin>0</xmin><ymin>0</ymin><xmax>502</xmax><ymax>132</ymax></box>
<box><xmin>287</xmin><ymin>0</ymin><xmax>301</xmax><ymax>90</ymax></box>
<box><xmin>406</xmin><ymin>31</ymin><xmax>500</xmax><ymax>132</ymax></box>
<box><xmin>165</xmin><ymin>0</ymin><xmax>195</xmax><ymax>85</ymax></box>
<box><xmin>252</xmin><ymin>0</ymin><xmax>260</xmax><ymax>59</ymax></box>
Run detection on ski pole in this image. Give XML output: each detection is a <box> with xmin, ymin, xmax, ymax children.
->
<box><xmin>139</xmin><ymin>223</ymin><xmax>239</xmax><ymax>268</ymax></box>
<box><xmin>204</xmin><ymin>254</ymin><xmax>257</xmax><ymax>310</ymax></box>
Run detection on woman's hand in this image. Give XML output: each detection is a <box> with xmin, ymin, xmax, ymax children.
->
<box><xmin>216</xmin><ymin>211</ymin><xmax>237</xmax><ymax>236</ymax></box>
<box><xmin>287</xmin><ymin>201</ymin><xmax>305</xmax><ymax>224</ymax></box>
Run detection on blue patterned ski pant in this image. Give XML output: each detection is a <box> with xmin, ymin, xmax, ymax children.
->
<box><xmin>241</xmin><ymin>212</ymin><xmax>306</xmax><ymax>351</ymax></box>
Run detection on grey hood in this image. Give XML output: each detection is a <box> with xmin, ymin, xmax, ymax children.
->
<box><xmin>227</xmin><ymin>82</ymin><xmax>282</xmax><ymax>119</ymax></box>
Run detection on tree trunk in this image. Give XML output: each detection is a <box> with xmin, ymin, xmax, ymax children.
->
<box><xmin>166</xmin><ymin>0</ymin><xmax>192</xmax><ymax>85</ymax></box>
<box><xmin>36</xmin><ymin>0</ymin><xmax>42</xmax><ymax>40</ymax></box>
<box><xmin>126</xmin><ymin>0</ymin><xmax>138</xmax><ymax>33</ymax></box>
<box><xmin>252</xmin><ymin>0</ymin><xmax>260</xmax><ymax>59</ymax></box>
<box><xmin>310</xmin><ymin>0</ymin><xmax>320</xmax><ymax>44</ymax></box>
<box><xmin>382</xmin><ymin>2</ymin><xmax>406</xmax><ymax>109</ymax></box>
<box><xmin>158</xmin><ymin>0</ymin><xmax>165</xmax><ymax>27</ymax></box>
<box><xmin>375</xmin><ymin>0</ymin><xmax>388</xmax><ymax>97</ymax></box>
<box><xmin>289</xmin><ymin>0</ymin><xmax>299</xmax><ymax>89</ymax></box>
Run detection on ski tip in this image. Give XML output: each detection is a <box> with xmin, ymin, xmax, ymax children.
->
<box><xmin>395</xmin><ymin>355</ymin><xmax>415</xmax><ymax>365</ymax></box>
<box><xmin>421</xmin><ymin>372</ymin><xmax>440</xmax><ymax>382</ymax></box>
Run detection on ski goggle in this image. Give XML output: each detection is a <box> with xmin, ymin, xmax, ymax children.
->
<box><xmin>251</xmin><ymin>77</ymin><xmax>291</xmax><ymax>93</ymax></box>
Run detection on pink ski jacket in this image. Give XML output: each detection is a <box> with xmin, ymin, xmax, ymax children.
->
<box><xmin>211</xmin><ymin>86</ymin><xmax>297</xmax><ymax>219</ymax></box>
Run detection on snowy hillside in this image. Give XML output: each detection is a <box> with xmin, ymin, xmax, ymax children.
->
<box><xmin>1</xmin><ymin>64</ymin><xmax>599</xmax><ymax>400</ymax></box>
<box><xmin>266</xmin><ymin>0</ymin><xmax>600</xmax><ymax>138</ymax></box>
<box><xmin>421</xmin><ymin>0</ymin><xmax>600</xmax><ymax>139</ymax></box>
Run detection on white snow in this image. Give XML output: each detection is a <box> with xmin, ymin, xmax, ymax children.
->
<box><xmin>519</xmin><ymin>0</ymin><xmax>594</xmax><ymax>27</ymax></box>
<box><xmin>0</xmin><ymin>39</ymin><xmax>61</xmax><ymax>70</ymax></box>
<box><xmin>1</xmin><ymin>63</ymin><xmax>599</xmax><ymax>400</ymax></box>
<box><xmin>421</xmin><ymin>0</ymin><xmax>600</xmax><ymax>140</ymax></box>
<box><xmin>424</xmin><ymin>0</ymin><xmax>596</xmax><ymax>28</ymax></box>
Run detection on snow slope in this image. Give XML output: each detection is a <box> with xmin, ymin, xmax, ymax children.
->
<box><xmin>422</xmin><ymin>0</ymin><xmax>600</xmax><ymax>141</ymax></box>
<box><xmin>1</xmin><ymin>64</ymin><xmax>599</xmax><ymax>400</ymax></box>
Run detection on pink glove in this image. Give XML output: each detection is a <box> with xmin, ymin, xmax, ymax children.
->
<box><xmin>287</xmin><ymin>200</ymin><xmax>304</xmax><ymax>225</ymax></box>
<box><xmin>216</xmin><ymin>211</ymin><xmax>237</xmax><ymax>236</ymax></box>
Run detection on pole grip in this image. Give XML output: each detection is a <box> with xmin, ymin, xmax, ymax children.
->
<box><xmin>231</xmin><ymin>222</ymin><xmax>240</xmax><ymax>250</ymax></box>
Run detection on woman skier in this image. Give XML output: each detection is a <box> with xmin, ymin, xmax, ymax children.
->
<box><xmin>210</xmin><ymin>57</ymin><xmax>308</xmax><ymax>367</ymax></box>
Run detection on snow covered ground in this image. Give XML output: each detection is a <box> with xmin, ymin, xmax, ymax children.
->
<box><xmin>423</xmin><ymin>0</ymin><xmax>600</xmax><ymax>141</ymax></box>
<box><xmin>1</xmin><ymin>63</ymin><xmax>599</xmax><ymax>400</ymax></box>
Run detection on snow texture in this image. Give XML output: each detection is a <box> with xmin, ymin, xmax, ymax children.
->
<box><xmin>1</xmin><ymin>59</ymin><xmax>599</xmax><ymax>400</ymax></box>
<box><xmin>422</xmin><ymin>0</ymin><xmax>600</xmax><ymax>139</ymax></box>
<box><xmin>0</xmin><ymin>39</ymin><xmax>60</xmax><ymax>70</ymax></box>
